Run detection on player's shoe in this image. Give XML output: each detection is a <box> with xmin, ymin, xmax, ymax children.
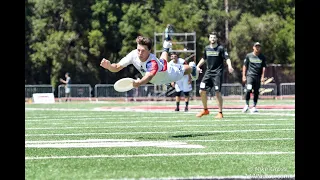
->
<box><xmin>163</xmin><ymin>40</ymin><xmax>172</xmax><ymax>53</ymax></box>
<box><xmin>175</xmin><ymin>108</ymin><xmax>179</xmax><ymax>111</ymax></box>
<box><xmin>215</xmin><ymin>112</ymin><xmax>223</xmax><ymax>119</ymax></box>
<box><xmin>242</xmin><ymin>105</ymin><xmax>249</xmax><ymax>113</ymax></box>
<box><xmin>184</xmin><ymin>107</ymin><xmax>188</xmax><ymax>112</ymax></box>
<box><xmin>165</xmin><ymin>24</ymin><xmax>174</xmax><ymax>41</ymax></box>
<box><xmin>188</xmin><ymin>61</ymin><xmax>199</xmax><ymax>81</ymax></box>
<box><xmin>250</xmin><ymin>107</ymin><xmax>258</xmax><ymax>113</ymax></box>
<box><xmin>163</xmin><ymin>40</ymin><xmax>172</xmax><ymax>49</ymax></box>
<box><xmin>196</xmin><ymin>109</ymin><xmax>209</xmax><ymax>117</ymax></box>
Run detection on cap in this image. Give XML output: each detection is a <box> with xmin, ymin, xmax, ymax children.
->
<box><xmin>254</xmin><ymin>42</ymin><xmax>261</xmax><ymax>46</ymax></box>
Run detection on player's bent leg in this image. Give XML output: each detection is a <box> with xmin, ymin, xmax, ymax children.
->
<box><xmin>165</xmin><ymin>24</ymin><xmax>174</xmax><ymax>41</ymax></box>
<box><xmin>160</xmin><ymin>51</ymin><xmax>169</xmax><ymax>62</ymax></box>
<box><xmin>161</xmin><ymin>40</ymin><xmax>172</xmax><ymax>62</ymax></box>
<box><xmin>163</xmin><ymin>40</ymin><xmax>172</xmax><ymax>52</ymax></box>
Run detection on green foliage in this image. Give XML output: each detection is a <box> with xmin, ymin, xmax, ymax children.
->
<box><xmin>88</xmin><ymin>30</ymin><xmax>106</xmax><ymax>56</ymax></box>
<box><xmin>229</xmin><ymin>13</ymin><xmax>291</xmax><ymax>70</ymax></box>
<box><xmin>119</xmin><ymin>3</ymin><xmax>152</xmax><ymax>57</ymax></box>
<box><xmin>25</xmin><ymin>0</ymin><xmax>295</xmax><ymax>85</ymax></box>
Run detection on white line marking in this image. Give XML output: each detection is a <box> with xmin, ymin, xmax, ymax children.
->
<box><xmin>137</xmin><ymin>175</ymin><xmax>295</xmax><ymax>180</ymax></box>
<box><xmin>25</xmin><ymin>108</ymin><xmax>295</xmax><ymax>116</ymax></box>
<box><xmin>25</xmin><ymin>140</ymin><xmax>204</xmax><ymax>149</ymax></box>
<box><xmin>184</xmin><ymin>138</ymin><xmax>294</xmax><ymax>142</ymax></box>
<box><xmin>25</xmin><ymin>124</ymin><xmax>294</xmax><ymax>130</ymax></box>
<box><xmin>25</xmin><ymin>118</ymin><xmax>293</xmax><ymax>123</ymax></box>
<box><xmin>25</xmin><ymin>113</ymin><xmax>295</xmax><ymax>118</ymax></box>
<box><xmin>25</xmin><ymin>114</ymin><xmax>294</xmax><ymax>120</ymax></box>
<box><xmin>25</xmin><ymin>151</ymin><xmax>294</xmax><ymax>160</ymax></box>
<box><xmin>25</xmin><ymin>138</ymin><xmax>293</xmax><ymax>144</ymax></box>
<box><xmin>25</xmin><ymin>128</ymin><xmax>294</xmax><ymax>136</ymax></box>
<box><xmin>26</xmin><ymin>139</ymin><xmax>137</xmax><ymax>143</ymax></box>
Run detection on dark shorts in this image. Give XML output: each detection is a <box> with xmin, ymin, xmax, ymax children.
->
<box><xmin>175</xmin><ymin>91</ymin><xmax>190</xmax><ymax>97</ymax></box>
<box><xmin>246</xmin><ymin>76</ymin><xmax>261</xmax><ymax>92</ymax></box>
<box><xmin>199</xmin><ymin>71</ymin><xmax>223</xmax><ymax>92</ymax></box>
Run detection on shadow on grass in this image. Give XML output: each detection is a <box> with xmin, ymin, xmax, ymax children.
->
<box><xmin>169</xmin><ymin>133</ymin><xmax>217</xmax><ymax>138</ymax></box>
<box><xmin>136</xmin><ymin>133</ymin><xmax>219</xmax><ymax>140</ymax></box>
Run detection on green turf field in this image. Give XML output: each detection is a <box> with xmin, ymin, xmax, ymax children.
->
<box><xmin>25</xmin><ymin>100</ymin><xmax>295</xmax><ymax>180</ymax></box>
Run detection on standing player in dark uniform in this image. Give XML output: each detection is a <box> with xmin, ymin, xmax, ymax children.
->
<box><xmin>242</xmin><ymin>42</ymin><xmax>266</xmax><ymax>113</ymax></box>
<box><xmin>196</xmin><ymin>31</ymin><xmax>234</xmax><ymax>119</ymax></box>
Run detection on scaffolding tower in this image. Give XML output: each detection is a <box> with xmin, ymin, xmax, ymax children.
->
<box><xmin>153</xmin><ymin>32</ymin><xmax>197</xmax><ymax>97</ymax></box>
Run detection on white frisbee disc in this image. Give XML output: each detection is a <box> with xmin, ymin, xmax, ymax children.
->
<box><xmin>114</xmin><ymin>78</ymin><xmax>134</xmax><ymax>92</ymax></box>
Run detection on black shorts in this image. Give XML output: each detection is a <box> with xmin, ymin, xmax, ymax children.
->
<box><xmin>199</xmin><ymin>71</ymin><xmax>223</xmax><ymax>92</ymax></box>
<box><xmin>246</xmin><ymin>76</ymin><xmax>261</xmax><ymax>92</ymax></box>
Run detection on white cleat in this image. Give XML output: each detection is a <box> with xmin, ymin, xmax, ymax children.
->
<box><xmin>250</xmin><ymin>107</ymin><xmax>258</xmax><ymax>113</ymax></box>
<box><xmin>163</xmin><ymin>40</ymin><xmax>172</xmax><ymax>49</ymax></box>
<box><xmin>242</xmin><ymin>105</ymin><xmax>249</xmax><ymax>113</ymax></box>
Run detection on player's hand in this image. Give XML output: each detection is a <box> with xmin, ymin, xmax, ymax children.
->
<box><xmin>261</xmin><ymin>77</ymin><xmax>265</xmax><ymax>83</ymax></box>
<box><xmin>100</xmin><ymin>58</ymin><xmax>111</xmax><ymax>70</ymax></box>
<box><xmin>197</xmin><ymin>67</ymin><xmax>203</xmax><ymax>73</ymax></box>
<box><xmin>242</xmin><ymin>76</ymin><xmax>246</xmax><ymax>83</ymax></box>
<box><xmin>133</xmin><ymin>78</ymin><xmax>141</xmax><ymax>88</ymax></box>
<box><xmin>228</xmin><ymin>66</ymin><xmax>234</xmax><ymax>73</ymax></box>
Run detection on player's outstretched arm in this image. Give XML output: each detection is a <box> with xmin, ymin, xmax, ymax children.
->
<box><xmin>59</xmin><ymin>78</ymin><xmax>66</xmax><ymax>84</ymax></box>
<box><xmin>100</xmin><ymin>58</ymin><xmax>124</xmax><ymax>72</ymax></box>
<box><xmin>133</xmin><ymin>72</ymin><xmax>154</xmax><ymax>88</ymax></box>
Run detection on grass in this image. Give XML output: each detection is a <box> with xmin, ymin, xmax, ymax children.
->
<box><xmin>25</xmin><ymin>100</ymin><xmax>295</xmax><ymax>180</ymax></box>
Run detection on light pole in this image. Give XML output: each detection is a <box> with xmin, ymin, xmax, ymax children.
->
<box><xmin>225</xmin><ymin>0</ymin><xmax>229</xmax><ymax>43</ymax></box>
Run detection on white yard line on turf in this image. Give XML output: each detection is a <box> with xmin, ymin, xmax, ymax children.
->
<box><xmin>25</xmin><ymin>123</ymin><xmax>294</xmax><ymax>130</ymax></box>
<box><xmin>25</xmin><ymin>128</ymin><xmax>294</xmax><ymax>136</ymax></box>
<box><xmin>25</xmin><ymin>151</ymin><xmax>294</xmax><ymax>160</ymax></box>
<box><xmin>129</xmin><ymin>175</ymin><xmax>295</xmax><ymax>180</ymax></box>
<box><xmin>25</xmin><ymin>137</ymin><xmax>294</xmax><ymax>144</ymax></box>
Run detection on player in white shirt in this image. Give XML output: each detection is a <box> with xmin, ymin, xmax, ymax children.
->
<box><xmin>99</xmin><ymin>29</ymin><xmax>200</xmax><ymax>88</ymax></box>
<box><xmin>169</xmin><ymin>52</ymin><xmax>192</xmax><ymax>112</ymax></box>
<box><xmin>59</xmin><ymin>72</ymin><xmax>71</xmax><ymax>102</ymax></box>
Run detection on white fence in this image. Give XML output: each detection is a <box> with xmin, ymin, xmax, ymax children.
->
<box><xmin>25</xmin><ymin>85</ymin><xmax>54</xmax><ymax>98</ymax></box>
<box><xmin>57</xmin><ymin>84</ymin><xmax>92</xmax><ymax>101</ymax></box>
<box><xmin>280</xmin><ymin>83</ymin><xmax>295</xmax><ymax>99</ymax></box>
<box><xmin>25</xmin><ymin>82</ymin><xmax>295</xmax><ymax>100</ymax></box>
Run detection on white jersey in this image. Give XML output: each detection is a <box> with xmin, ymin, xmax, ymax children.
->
<box><xmin>169</xmin><ymin>58</ymin><xmax>192</xmax><ymax>92</ymax></box>
<box><xmin>64</xmin><ymin>77</ymin><xmax>71</xmax><ymax>93</ymax></box>
<box><xmin>118</xmin><ymin>50</ymin><xmax>185</xmax><ymax>85</ymax></box>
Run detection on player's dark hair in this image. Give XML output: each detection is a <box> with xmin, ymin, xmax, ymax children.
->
<box><xmin>209</xmin><ymin>31</ymin><xmax>218</xmax><ymax>38</ymax></box>
<box><xmin>136</xmin><ymin>36</ymin><xmax>152</xmax><ymax>51</ymax></box>
<box><xmin>170</xmin><ymin>52</ymin><xmax>178</xmax><ymax>56</ymax></box>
